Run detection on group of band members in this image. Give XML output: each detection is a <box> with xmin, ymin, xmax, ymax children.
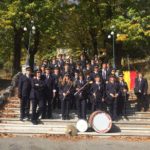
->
<box><xmin>18</xmin><ymin>54</ymin><xmax>148</xmax><ymax>125</ymax></box>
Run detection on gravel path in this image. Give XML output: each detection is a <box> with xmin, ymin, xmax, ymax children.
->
<box><xmin>0</xmin><ymin>137</ymin><xmax>149</xmax><ymax>150</ymax></box>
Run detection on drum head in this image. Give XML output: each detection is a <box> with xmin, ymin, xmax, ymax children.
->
<box><xmin>76</xmin><ymin>119</ymin><xmax>88</xmax><ymax>132</ymax></box>
<box><xmin>89</xmin><ymin>111</ymin><xmax>112</xmax><ymax>133</ymax></box>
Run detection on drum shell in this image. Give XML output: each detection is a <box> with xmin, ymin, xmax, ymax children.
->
<box><xmin>88</xmin><ymin>110</ymin><xmax>112</xmax><ymax>133</ymax></box>
<box><xmin>76</xmin><ymin>119</ymin><xmax>88</xmax><ymax>132</ymax></box>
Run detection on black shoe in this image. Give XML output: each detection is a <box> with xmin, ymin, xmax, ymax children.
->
<box><xmin>62</xmin><ymin>116</ymin><xmax>66</xmax><ymax>120</ymax></box>
<box><xmin>20</xmin><ymin>118</ymin><xmax>24</xmax><ymax>121</ymax></box>
<box><xmin>32</xmin><ymin>120</ymin><xmax>38</xmax><ymax>125</ymax></box>
<box><xmin>66</xmin><ymin>116</ymin><xmax>70</xmax><ymax>120</ymax></box>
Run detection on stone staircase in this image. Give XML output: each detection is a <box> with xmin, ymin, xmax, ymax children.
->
<box><xmin>0</xmin><ymin>91</ymin><xmax>150</xmax><ymax>138</ymax></box>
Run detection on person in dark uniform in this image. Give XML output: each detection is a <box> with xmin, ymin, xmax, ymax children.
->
<box><xmin>117</xmin><ymin>74</ymin><xmax>129</xmax><ymax>116</ymax></box>
<box><xmin>50</xmin><ymin>57</ymin><xmax>58</xmax><ymax>70</ymax></box>
<box><xmin>42</xmin><ymin>67</ymin><xmax>55</xmax><ymax>119</ymax></box>
<box><xmin>74</xmin><ymin>73</ymin><xmax>87</xmax><ymax>119</ymax></box>
<box><xmin>80</xmin><ymin>54</ymin><xmax>86</xmax><ymax>69</ymax></box>
<box><xmin>106</xmin><ymin>76</ymin><xmax>120</xmax><ymax>120</ymax></box>
<box><xmin>59</xmin><ymin>74</ymin><xmax>73</xmax><ymax>120</ymax></box>
<box><xmin>134</xmin><ymin>72</ymin><xmax>148</xmax><ymax>111</ymax></box>
<box><xmin>84</xmin><ymin>71</ymin><xmax>92</xmax><ymax>110</ymax></box>
<box><xmin>91</xmin><ymin>65</ymin><xmax>101</xmax><ymax>81</ymax></box>
<box><xmin>71</xmin><ymin>71</ymin><xmax>79</xmax><ymax>110</ymax></box>
<box><xmin>18</xmin><ymin>66</ymin><xmax>32</xmax><ymax>121</ymax></box>
<box><xmin>57</xmin><ymin>54</ymin><xmax>64</xmax><ymax>70</ymax></box>
<box><xmin>52</xmin><ymin>67</ymin><xmax>61</xmax><ymax>109</ymax></box>
<box><xmin>40</xmin><ymin>65</ymin><xmax>46</xmax><ymax>76</ymax></box>
<box><xmin>90</xmin><ymin>59</ymin><xmax>96</xmax><ymax>71</ymax></box>
<box><xmin>101</xmin><ymin>63</ymin><xmax>110</xmax><ymax>84</ymax></box>
<box><xmin>83</xmin><ymin>63</ymin><xmax>92</xmax><ymax>77</ymax></box>
<box><xmin>90</xmin><ymin>75</ymin><xmax>105</xmax><ymax>112</ymax></box>
<box><xmin>30</xmin><ymin>69</ymin><xmax>46</xmax><ymax>125</ymax></box>
<box><xmin>75</xmin><ymin>62</ymin><xmax>82</xmax><ymax>73</ymax></box>
<box><xmin>61</xmin><ymin>63</ymin><xmax>71</xmax><ymax>78</ymax></box>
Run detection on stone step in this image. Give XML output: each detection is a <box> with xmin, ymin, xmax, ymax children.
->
<box><xmin>1</xmin><ymin>118</ymin><xmax>150</xmax><ymax>126</ymax></box>
<box><xmin>1</xmin><ymin>112</ymin><xmax>150</xmax><ymax>119</ymax></box>
<box><xmin>0</xmin><ymin>125</ymin><xmax>149</xmax><ymax>134</ymax></box>
<box><xmin>0</xmin><ymin>123</ymin><xmax>149</xmax><ymax>129</ymax></box>
<box><xmin>0</xmin><ymin>130</ymin><xmax>150</xmax><ymax>137</ymax></box>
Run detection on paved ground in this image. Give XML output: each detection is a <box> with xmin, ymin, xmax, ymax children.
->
<box><xmin>0</xmin><ymin>137</ymin><xmax>149</xmax><ymax>150</ymax></box>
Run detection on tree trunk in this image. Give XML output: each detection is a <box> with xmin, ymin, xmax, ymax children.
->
<box><xmin>89</xmin><ymin>28</ymin><xmax>98</xmax><ymax>56</ymax></box>
<box><xmin>28</xmin><ymin>30</ymin><xmax>40</xmax><ymax>70</ymax></box>
<box><xmin>13</xmin><ymin>27</ymin><xmax>23</xmax><ymax>75</ymax></box>
<box><xmin>115</xmin><ymin>42</ymin><xmax>123</xmax><ymax>69</ymax></box>
<box><xmin>29</xmin><ymin>53</ymin><xmax>35</xmax><ymax>70</ymax></box>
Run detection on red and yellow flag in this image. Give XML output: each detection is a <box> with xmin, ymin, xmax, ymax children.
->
<box><xmin>123</xmin><ymin>71</ymin><xmax>137</xmax><ymax>91</ymax></box>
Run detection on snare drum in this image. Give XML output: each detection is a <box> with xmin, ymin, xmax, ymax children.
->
<box><xmin>89</xmin><ymin>110</ymin><xmax>112</xmax><ymax>133</ymax></box>
<box><xmin>76</xmin><ymin>119</ymin><xmax>88</xmax><ymax>132</ymax></box>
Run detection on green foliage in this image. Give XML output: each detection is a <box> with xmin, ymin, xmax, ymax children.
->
<box><xmin>0</xmin><ymin>0</ymin><xmax>149</xmax><ymax>71</ymax></box>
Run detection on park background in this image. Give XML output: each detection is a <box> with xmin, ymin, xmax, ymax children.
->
<box><xmin>0</xmin><ymin>0</ymin><xmax>149</xmax><ymax>87</ymax></box>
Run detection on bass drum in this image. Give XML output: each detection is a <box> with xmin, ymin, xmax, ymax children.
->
<box><xmin>89</xmin><ymin>110</ymin><xmax>112</xmax><ymax>133</ymax></box>
<box><xmin>76</xmin><ymin>119</ymin><xmax>88</xmax><ymax>132</ymax></box>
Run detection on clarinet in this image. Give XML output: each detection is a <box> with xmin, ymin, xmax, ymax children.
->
<box><xmin>62</xmin><ymin>83</ymin><xmax>73</xmax><ymax>101</ymax></box>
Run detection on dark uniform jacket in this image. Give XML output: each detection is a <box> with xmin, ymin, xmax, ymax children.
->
<box><xmin>134</xmin><ymin>78</ymin><xmax>148</xmax><ymax>94</ymax></box>
<box><xmin>44</xmin><ymin>75</ymin><xmax>55</xmax><ymax>99</ymax></box>
<box><xmin>90</xmin><ymin>82</ymin><xmax>105</xmax><ymax>103</ymax></box>
<box><xmin>106</xmin><ymin>82</ymin><xmax>120</xmax><ymax>103</ymax></box>
<box><xmin>74</xmin><ymin>80</ymin><xmax>87</xmax><ymax>99</ymax></box>
<box><xmin>30</xmin><ymin>78</ymin><xmax>46</xmax><ymax>100</ymax></box>
<box><xmin>118</xmin><ymin>81</ymin><xmax>128</xmax><ymax>96</ymax></box>
<box><xmin>59</xmin><ymin>82</ymin><xmax>73</xmax><ymax>100</ymax></box>
<box><xmin>18</xmin><ymin>74</ymin><xmax>32</xmax><ymax>98</ymax></box>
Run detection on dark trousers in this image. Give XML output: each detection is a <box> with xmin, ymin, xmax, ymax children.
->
<box><xmin>53</xmin><ymin>92</ymin><xmax>61</xmax><ymax>109</ymax></box>
<box><xmin>20</xmin><ymin>96</ymin><xmax>30</xmax><ymax>119</ymax></box>
<box><xmin>61</xmin><ymin>98</ymin><xmax>70</xmax><ymax>118</ymax></box>
<box><xmin>107</xmin><ymin>98</ymin><xmax>117</xmax><ymax>120</ymax></box>
<box><xmin>136</xmin><ymin>93</ymin><xmax>148</xmax><ymax>111</ymax></box>
<box><xmin>117</xmin><ymin>95</ymin><xmax>125</xmax><ymax>116</ymax></box>
<box><xmin>42</xmin><ymin>97</ymin><xmax>52</xmax><ymax>119</ymax></box>
<box><xmin>76</xmin><ymin>98</ymin><xmax>87</xmax><ymax>119</ymax></box>
<box><xmin>91</xmin><ymin>101</ymin><xmax>103</xmax><ymax>113</ymax></box>
<box><xmin>70</xmin><ymin>95</ymin><xmax>76</xmax><ymax>110</ymax></box>
<box><xmin>47</xmin><ymin>97</ymin><xmax>52</xmax><ymax>118</ymax></box>
<box><xmin>31</xmin><ymin>98</ymin><xmax>44</xmax><ymax>121</ymax></box>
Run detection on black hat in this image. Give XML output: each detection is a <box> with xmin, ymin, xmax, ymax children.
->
<box><xmin>64</xmin><ymin>73</ymin><xmax>70</xmax><ymax>77</ymax></box>
<box><xmin>94</xmin><ymin>65</ymin><xmax>99</xmax><ymax>68</ymax></box>
<box><xmin>95</xmin><ymin>74</ymin><xmax>101</xmax><ymax>78</ymax></box>
<box><xmin>111</xmin><ymin>68</ymin><xmax>116</xmax><ymax>71</ymax></box>
<box><xmin>45</xmin><ymin>67</ymin><xmax>51</xmax><ymax>70</ymax></box>
<box><xmin>109</xmin><ymin>74</ymin><xmax>116</xmax><ymax>79</ymax></box>
<box><xmin>26</xmin><ymin>66</ymin><xmax>32</xmax><ymax>71</ymax></box>
<box><xmin>85</xmin><ymin>70</ymin><xmax>91</xmax><ymax>75</ymax></box>
<box><xmin>41</xmin><ymin>64</ymin><xmax>46</xmax><ymax>68</ymax></box>
<box><xmin>36</xmin><ymin>69</ymin><xmax>41</xmax><ymax>73</ymax></box>
<box><xmin>119</xmin><ymin>73</ymin><xmax>124</xmax><ymax>77</ymax></box>
<box><xmin>79</xmin><ymin>73</ymin><xmax>84</xmax><ymax>77</ymax></box>
<box><xmin>74</xmin><ymin>70</ymin><xmax>79</xmax><ymax>74</ymax></box>
<box><xmin>54</xmin><ymin>66</ymin><xmax>59</xmax><ymax>70</ymax></box>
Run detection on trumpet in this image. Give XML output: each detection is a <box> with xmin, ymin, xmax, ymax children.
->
<box><xmin>74</xmin><ymin>81</ymin><xmax>93</xmax><ymax>96</ymax></box>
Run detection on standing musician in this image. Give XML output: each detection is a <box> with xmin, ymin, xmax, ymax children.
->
<box><xmin>101</xmin><ymin>63</ymin><xmax>110</xmax><ymax>84</ymax></box>
<box><xmin>74</xmin><ymin>73</ymin><xmax>87</xmax><ymax>120</ymax></box>
<box><xmin>91</xmin><ymin>65</ymin><xmax>101</xmax><ymax>81</ymax></box>
<box><xmin>134</xmin><ymin>72</ymin><xmax>148</xmax><ymax>111</ymax></box>
<box><xmin>18</xmin><ymin>66</ymin><xmax>32</xmax><ymax>121</ymax></box>
<box><xmin>52</xmin><ymin>67</ymin><xmax>61</xmax><ymax>109</ymax></box>
<box><xmin>90</xmin><ymin>75</ymin><xmax>105</xmax><ymax>112</ymax></box>
<box><xmin>117</xmin><ymin>73</ymin><xmax>128</xmax><ymax>116</ymax></box>
<box><xmin>30</xmin><ymin>69</ymin><xmax>46</xmax><ymax>125</ymax></box>
<box><xmin>43</xmin><ymin>67</ymin><xmax>55</xmax><ymax>119</ymax></box>
<box><xmin>59</xmin><ymin>74</ymin><xmax>73</xmax><ymax>120</ymax></box>
<box><xmin>106</xmin><ymin>75</ymin><xmax>120</xmax><ymax>121</ymax></box>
